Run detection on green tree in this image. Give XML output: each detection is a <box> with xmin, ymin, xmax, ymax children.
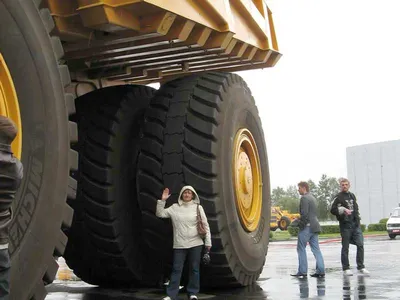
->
<box><xmin>271</xmin><ymin>185</ymin><xmax>299</xmax><ymax>213</ymax></box>
<box><xmin>315</xmin><ymin>174</ymin><xmax>340</xmax><ymax>220</ymax></box>
<box><xmin>307</xmin><ymin>179</ymin><xmax>318</xmax><ymax>196</ymax></box>
<box><xmin>276</xmin><ymin>196</ymin><xmax>299</xmax><ymax>214</ymax></box>
<box><xmin>271</xmin><ymin>186</ymin><xmax>285</xmax><ymax>206</ymax></box>
<box><xmin>278</xmin><ymin>185</ymin><xmax>299</xmax><ymax>213</ymax></box>
<box><xmin>286</xmin><ymin>185</ymin><xmax>299</xmax><ymax>200</ymax></box>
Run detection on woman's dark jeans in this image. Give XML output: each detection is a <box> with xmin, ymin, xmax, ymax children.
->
<box><xmin>0</xmin><ymin>248</ymin><xmax>10</xmax><ymax>299</ymax></box>
<box><xmin>167</xmin><ymin>245</ymin><xmax>203</xmax><ymax>300</ymax></box>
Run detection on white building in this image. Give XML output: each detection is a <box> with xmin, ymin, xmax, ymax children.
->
<box><xmin>347</xmin><ymin>140</ymin><xmax>400</xmax><ymax>224</ymax></box>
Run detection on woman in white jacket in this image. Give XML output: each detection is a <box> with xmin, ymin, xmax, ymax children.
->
<box><xmin>157</xmin><ymin>185</ymin><xmax>212</xmax><ymax>300</ymax></box>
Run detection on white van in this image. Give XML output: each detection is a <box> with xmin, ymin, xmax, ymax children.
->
<box><xmin>386</xmin><ymin>206</ymin><xmax>400</xmax><ymax>239</ymax></box>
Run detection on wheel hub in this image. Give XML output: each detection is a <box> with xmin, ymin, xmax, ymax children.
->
<box><xmin>0</xmin><ymin>53</ymin><xmax>22</xmax><ymax>159</ymax></box>
<box><xmin>233</xmin><ymin>128</ymin><xmax>262</xmax><ymax>232</ymax></box>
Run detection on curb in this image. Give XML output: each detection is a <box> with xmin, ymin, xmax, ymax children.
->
<box><xmin>271</xmin><ymin>233</ymin><xmax>387</xmax><ymax>246</ymax></box>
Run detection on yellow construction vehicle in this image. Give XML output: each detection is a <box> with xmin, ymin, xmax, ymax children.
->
<box><xmin>0</xmin><ymin>1</ymin><xmax>280</xmax><ymax>298</ymax></box>
<box><xmin>270</xmin><ymin>206</ymin><xmax>300</xmax><ymax>231</ymax></box>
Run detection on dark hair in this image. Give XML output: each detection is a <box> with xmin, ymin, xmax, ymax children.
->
<box><xmin>0</xmin><ymin>116</ymin><xmax>17</xmax><ymax>144</ymax></box>
<box><xmin>298</xmin><ymin>181</ymin><xmax>310</xmax><ymax>192</ymax></box>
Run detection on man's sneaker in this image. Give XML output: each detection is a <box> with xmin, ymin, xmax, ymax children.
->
<box><xmin>290</xmin><ymin>273</ymin><xmax>307</xmax><ymax>278</ymax></box>
<box><xmin>162</xmin><ymin>297</ymin><xmax>172</xmax><ymax>300</ymax></box>
<box><xmin>359</xmin><ymin>268</ymin><xmax>370</xmax><ymax>274</ymax></box>
<box><xmin>310</xmin><ymin>273</ymin><xmax>325</xmax><ymax>278</ymax></box>
<box><xmin>343</xmin><ymin>269</ymin><xmax>353</xmax><ymax>276</ymax></box>
<box><xmin>189</xmin><ymin>296</ymin><xmax>198</xmax><ymax>300</ymax></box>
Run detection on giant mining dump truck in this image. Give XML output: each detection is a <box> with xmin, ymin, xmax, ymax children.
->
<box><xmin>0</xmin><ymin>0</ymin><xmax>281</xmax><ymax>299</ymax></box>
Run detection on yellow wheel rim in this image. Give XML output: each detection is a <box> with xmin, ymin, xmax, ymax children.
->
<box><xmin>233</xmin><ymin>128</ymin><xmax>262</xmax><ymax>232</ymax></box>
<box><xmin>280</xmin><ymin>220</ymin><xmax>286</xmax><ymax>228</ymax></box>
<box><xmin>0</xmin><ymin>53</ymin><xmax>22</xmax><ymax>159</ymax></box>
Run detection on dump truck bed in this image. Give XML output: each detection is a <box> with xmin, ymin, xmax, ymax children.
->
<box><xmin>46</xmin><ymin>0</ymin><xmax>281</xmax><ymax>84</ymax></box>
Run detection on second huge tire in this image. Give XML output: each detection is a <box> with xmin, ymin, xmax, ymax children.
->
<box><xmin>64</xmin><ymin>85</ymin><xmax>163</xmax><ymax>286</ymax></box>
<box><xmin>137</xmin><ymin>73</ymin><xmax>271</xmax><ymax>287</ymax></box>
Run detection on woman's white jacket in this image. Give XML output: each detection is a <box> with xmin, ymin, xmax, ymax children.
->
<box><xmin>156</xmin><ymin>185</ymin><xmax>212</xmax><ymax>249</ymax></box>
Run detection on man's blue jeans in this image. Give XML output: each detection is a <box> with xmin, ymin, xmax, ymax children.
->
<box><xmin>167</xmin><ymin>245</ymin><xmax>203</xmax><ymax>300</ymax></box>
<box><xmin>297</xmin><ymin>226</ymin><xmax>325</xmax><ymax>275</ymax></box>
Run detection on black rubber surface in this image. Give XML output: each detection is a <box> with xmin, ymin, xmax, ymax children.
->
<box><xmin>137</xmin><ymin>73</ymin><xmax>271</xmax><ymax>287</ymax></box>
<box><xmin>64</xmin><ymin>85</ymin><xmax>164</xmax><ymax>287</ymax></box>
<box><xmin>279</xmin><ymin>216</ymin><xmax>291</xmax><ymax>231</ymax></box>
<box><xmin>0</xmin><ymin>1</ymin><xmax>77</xmax><ymax>299</ymax></box>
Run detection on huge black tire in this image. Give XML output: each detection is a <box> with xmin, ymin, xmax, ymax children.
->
<box><xmin>137</xmin><ymin>73</ymin><xmax>271</xmax><ymax>287</ymax></box>
<box><xmin>64</xmin><ymin>85</ymin><xmax>163</xmax><ymax>287</ymax></box>
<box><xmin>0</xmin><ymin>1</ymin><xmax>77</xmax><ymax>299</ymax></box>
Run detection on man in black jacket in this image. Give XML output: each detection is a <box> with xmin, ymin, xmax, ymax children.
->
<box><xmin>0</xmin><ymin>116</ymin><xmax>23</xmax><ymax>298</ymax></box>
<box><xmin>330</xmin><ymin>178</ymin><xmax>369</xmax><ymax>276</ymax></box>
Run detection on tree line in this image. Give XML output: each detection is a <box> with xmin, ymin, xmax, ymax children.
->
<box><xmin>271</xmin><ymin>174</ymin><xmax>340</xmax><ymax>220</ymax></box>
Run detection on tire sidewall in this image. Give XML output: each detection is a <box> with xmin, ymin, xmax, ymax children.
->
<box><xmin>81</xmin><ymin>86</ymin><xmax>145</xmax><ymax>279</ymax></box>
<box><xmin>220</xmin><ymin>79</ymin><xmax>270</xmax><ymax>273</ymax></box>
<box><xmin>0</xmin><ymin>0</ymin><xmax>68</xmax><ymax>296</ymax></box>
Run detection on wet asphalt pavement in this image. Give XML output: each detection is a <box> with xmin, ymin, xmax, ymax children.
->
<box><xmin>46</xmin><ymin>235</ymin><xmax>399</xmax><ymax>299</ymax></box>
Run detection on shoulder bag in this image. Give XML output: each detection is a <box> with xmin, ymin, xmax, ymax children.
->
<box><xmin>197</xmin><ymin>204</ymin><xmax>207</xmax><ymax>238</ymax></box>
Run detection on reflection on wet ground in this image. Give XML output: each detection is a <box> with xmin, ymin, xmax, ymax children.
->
<box><xmin>47</xmin><ymin>235</ymin><xmax>400</xmax><ymax>299</ymax></box>
<box><xmin>295</xmin><ymin>277</ymin><xmax>326</xmax><ymax>298</ymax></box>
<box><xmin>342</xmin><ymin>275</ymin><xmax>366</xmax><ymax>300</ymax></box>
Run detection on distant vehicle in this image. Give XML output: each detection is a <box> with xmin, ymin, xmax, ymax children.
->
<box><xmin>386</xmin><ymin>205</ymin><xmax>400</xmax><ymax>239</ymax></box>
<box><xmin>270</xmin><ymin>206</ymin><xmax>300</xmax><ymax>231</ymax></box>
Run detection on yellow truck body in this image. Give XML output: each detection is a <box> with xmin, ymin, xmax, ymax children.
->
<box><xmin>45</xmin><ymin>0</ymin><xmax>281</xmax><ymax>84</ymax></box>
<box><xmin>270</xmin><ymin>206</ymin><xmax>300</xmax><ymax>231</ymax></box>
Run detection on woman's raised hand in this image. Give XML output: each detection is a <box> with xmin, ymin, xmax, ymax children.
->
<box><xmin>161</xmin><ymin>188</ymin><xmax>171</xmax><ymax>201</ymax></box>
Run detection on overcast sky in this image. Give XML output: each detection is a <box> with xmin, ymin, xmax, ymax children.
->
<box><xmin>237</xmin><ymin>0</ymin><xmax>400</xmax><ymax>189</ymax></box>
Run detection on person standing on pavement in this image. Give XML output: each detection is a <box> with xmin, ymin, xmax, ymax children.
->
<box><xmin>330</xmin><ymin>178</ymin><xmax>369</xmax><ymax>276</ymax></box>
<box><xmin>291</xmin><ymin>181</ymin><xmax>325</xmax><ymax>278</ymax></box>
<box><xmin>0</xmin><ymin>116</ymin><xmax>23</xmax><ymax>298</ymax></box>
<box><xmin>156</xmin><ymin>185</ymin><xmax>211</xmax><ymax>300</ymax></box>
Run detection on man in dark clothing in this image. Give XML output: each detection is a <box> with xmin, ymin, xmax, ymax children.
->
<box><xmin>330</xmin><ymin>178</ymin><xmax>369</xmax><ymax>276</ymax></box>
<box><xmin>0</xmin><ymin>116</ymin><xmax>23</xmax><ymax>298</ymax></box>
<box><xmin>291</xmin><ymin>181</ymin><xmax>325</xmax><ymax>278</ymax></box>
